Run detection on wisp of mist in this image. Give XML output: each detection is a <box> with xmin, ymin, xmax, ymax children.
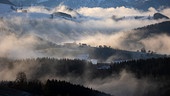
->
<box><xmin>0</xmin><ymin>5</ymin><xmax>170</xmax><ymax>96</ymax></box>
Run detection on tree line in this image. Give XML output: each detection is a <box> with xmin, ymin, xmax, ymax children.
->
<box><xmin>0</xmin><ymin>77</ymin><xmax>111</xmax><ymax>96</ymax></box>
<box><xmin>1</xmin><ymin>57</ymin><xmax>170</xmax><ymax>95</ymax></box>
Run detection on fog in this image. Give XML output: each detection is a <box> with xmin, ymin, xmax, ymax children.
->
<box><xmin>0</xmin><ymin>5</ymin><xmax>169</xmax><ymax>58</ymax></box>
<box><xmin>0</xmin><ymin>5</ymin><xmax>169</xmax><ymax>95</ymax></box>
<box><xmin>0</xmin><ymin>33</ymin><xmax>44</xmax><ymax>59</ymax></box>
<box><xmin>40</xmin><ymin>70</ymin><xmax>156</xmax><ymax>96</ymax></box>
<box><xmin>0</xmin><ymin>58</ymin><xmax>156</xmax><ymax>96</ymax></box>
<box><xmin>77</xmin><ymin>6</ymin><xmax>156</xmax><ymax>18</ymax></box>
<box><xmin>140</xmin><ymin>34</ymin><xmax>170</xmax><ymax>54</ymax></box>
<box><xmin>161</xmin><ymin>8</ymin><xmax>170</xmax><ymax>18</ymax></box>
<box><xmin>87</xmin><ymin>70</ymin><xmax>156</xmax><ymax>96</ymax></box>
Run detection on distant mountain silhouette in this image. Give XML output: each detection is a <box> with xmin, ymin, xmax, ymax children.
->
<box><xmin>135</xmin><ymin>21</ymin><xmax>170</xmax><ymax>37</ymax></box>
<box><xmin>118</xmin><ymin>20</ymin><xmax>170</xmax><ymax>53</ymax></box>
<box><xmin>9</xmin><ymin>0</ymin><xmax>170</xmax><ymax>10</ymax></box>
<box><xmin>51</xmin><ymin>12</ymin><xmax>73</xmax><ymax>19</ymax></box>
<box><xmin>112</xmin><ymin>13</ymin><xmax>169</xmax><ymax>21</ymax></box>
<box><xmin>0</xmin><ymin>0</ymin><xmax>14</xmax><ymax>5</ymax></box>
<box><xmin>153</xmin><ymin>13</ymin><xmax>169</xmax><ymax>20</ymax></box>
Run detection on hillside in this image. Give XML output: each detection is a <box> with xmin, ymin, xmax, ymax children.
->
<box><xmin>126</xmin><ymin>21</ymin><xmax>170</xmax><ymax>42</ymax></box>
<box><xmin>0</xmin><ymin>79</ymin><xmax>111</xmax><ymax>96</ymax></box>
<box><xmin>0</xmin><ymin>88</ymin><xmax>32</xmax><ymax>96</ymax></box>
<box><xmin>1</xmin><ymin>0</ymin><xmax>170</xmax><ymax>96</ymax></box>
<box><xmin>115</xmin><ymin>20</ymin><xmax>170</xmax><ymax>54</ymax></box>
<box><xmin>1</xmin><ymin>57</ymin><xmax>170</xmax><ymax>95</ymax></box>
<box><xmin>135</xmin><ymin>21</ymin><xmax>170</xmax><ymax>37</ymax></box>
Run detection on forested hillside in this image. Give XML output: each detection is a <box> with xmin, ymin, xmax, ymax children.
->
<box><xmin>0</xmin><ymin>57</ymin><xmax>170</xmax><ymax>95</ymax></box>
<box><xmin>0</xmin><ymin>79</ymin><xmax>111</xmax><ymax>96</ymax></box>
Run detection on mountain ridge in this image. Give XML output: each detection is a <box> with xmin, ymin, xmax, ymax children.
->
<box><xmin>9</xmin><ymin>0</ymin><xmax>170</xmax><ymax>10</ymax></box>
<box><xmin>135</xmin><ymin>21</ymin><xmax>170</xmax><ymax>36</ymax></box>
<box><xmin>0</xmin><ymin>0</ymin><xmax>14</xmax><ymax>5</ymax></box>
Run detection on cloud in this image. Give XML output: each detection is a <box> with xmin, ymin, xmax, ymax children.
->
<box><xmin>0</xmin><ymin>5</ymin><xmax>169</xmax><ymax>96</ymax></box>
<box><xmin>78</xmin><ymin>32</ymin><xmax>125</xmax><ymax>48</ymax></box>
<box><xmin>23</xmin><ymin>6</ymin><xmax>50</xmax><ymax>14</ymax></box>
<box><xmin>0</xmin><ymin>59</ymin><xmax>157</xmax><ymax>96</ymax></box>
<box><xmin>87</xmin><ymin>70</ymin><xmax>155</xmax><ymax>96</ymax></box>
<box><xmin>78</xmin><ymin>31</ymin><xmax>170</xmax><ymax>54</ymax></box>
<box><xmin>140</xmin><ymin>34</ymin><xmax>170</xmax><ymax>54</ymax></box>
<box><xmin>160</xmin><ymin>8</ymin><xmax>170</xmax><ymax>18</ymax></box>
<box><xmin>77</xmin><ymin>6</ymin><xmax>158</xmax><ymax>18</ymax></box>
<box><xmin>0</xmin><ymin>33</ymin><xmax>45</xmax><ymax>59</ymax></box>
<box><xmin>0</xmin><ymin>5</ymin><xmax>169</xmax><ymax>59</ymax></box>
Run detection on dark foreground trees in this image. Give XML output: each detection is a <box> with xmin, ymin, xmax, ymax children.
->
<box><xmin>0</xmin><ymin>57</ymin><xmax>170</xmax><ymax>96</ymax></box>
<box><xmin>0</xmin><ymin>79</ymin><xmax>111</xmax><ymax>96</ymax></box>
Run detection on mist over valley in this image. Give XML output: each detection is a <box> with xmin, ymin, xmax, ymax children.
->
<box><xmin>0</xmin><ymin>0</ymin><xmax>170</xmax><ymax>96</ymax></box>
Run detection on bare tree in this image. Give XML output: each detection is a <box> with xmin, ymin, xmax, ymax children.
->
<box><xmin>16</xmin><ymin>72</ymin><xmax>27</xmax><ymax>83</ymax></box>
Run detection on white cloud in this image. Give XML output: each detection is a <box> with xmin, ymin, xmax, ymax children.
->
<box><xmin>0</xmin><ymin>33</ymin><xmax>44</xmax><ymax>59</ymax></box>
<box><xmin>140</xmin><ymin>34</ymin><xmax>170</xmax><ymax>54</ymax></box>
<box><xmin>77</xmin><ymin>6</ymin><xmax>158</xmax><ymax>18</ymax></box>
<box><xmin>160</xmin><ymin>8</ymin><xmax>170</xmax><ymax>18</ymax></box>
<box><xmin>0</xmin><ymin>5</ymin><xmax>169</xmax><ymax>59</ymax></box>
